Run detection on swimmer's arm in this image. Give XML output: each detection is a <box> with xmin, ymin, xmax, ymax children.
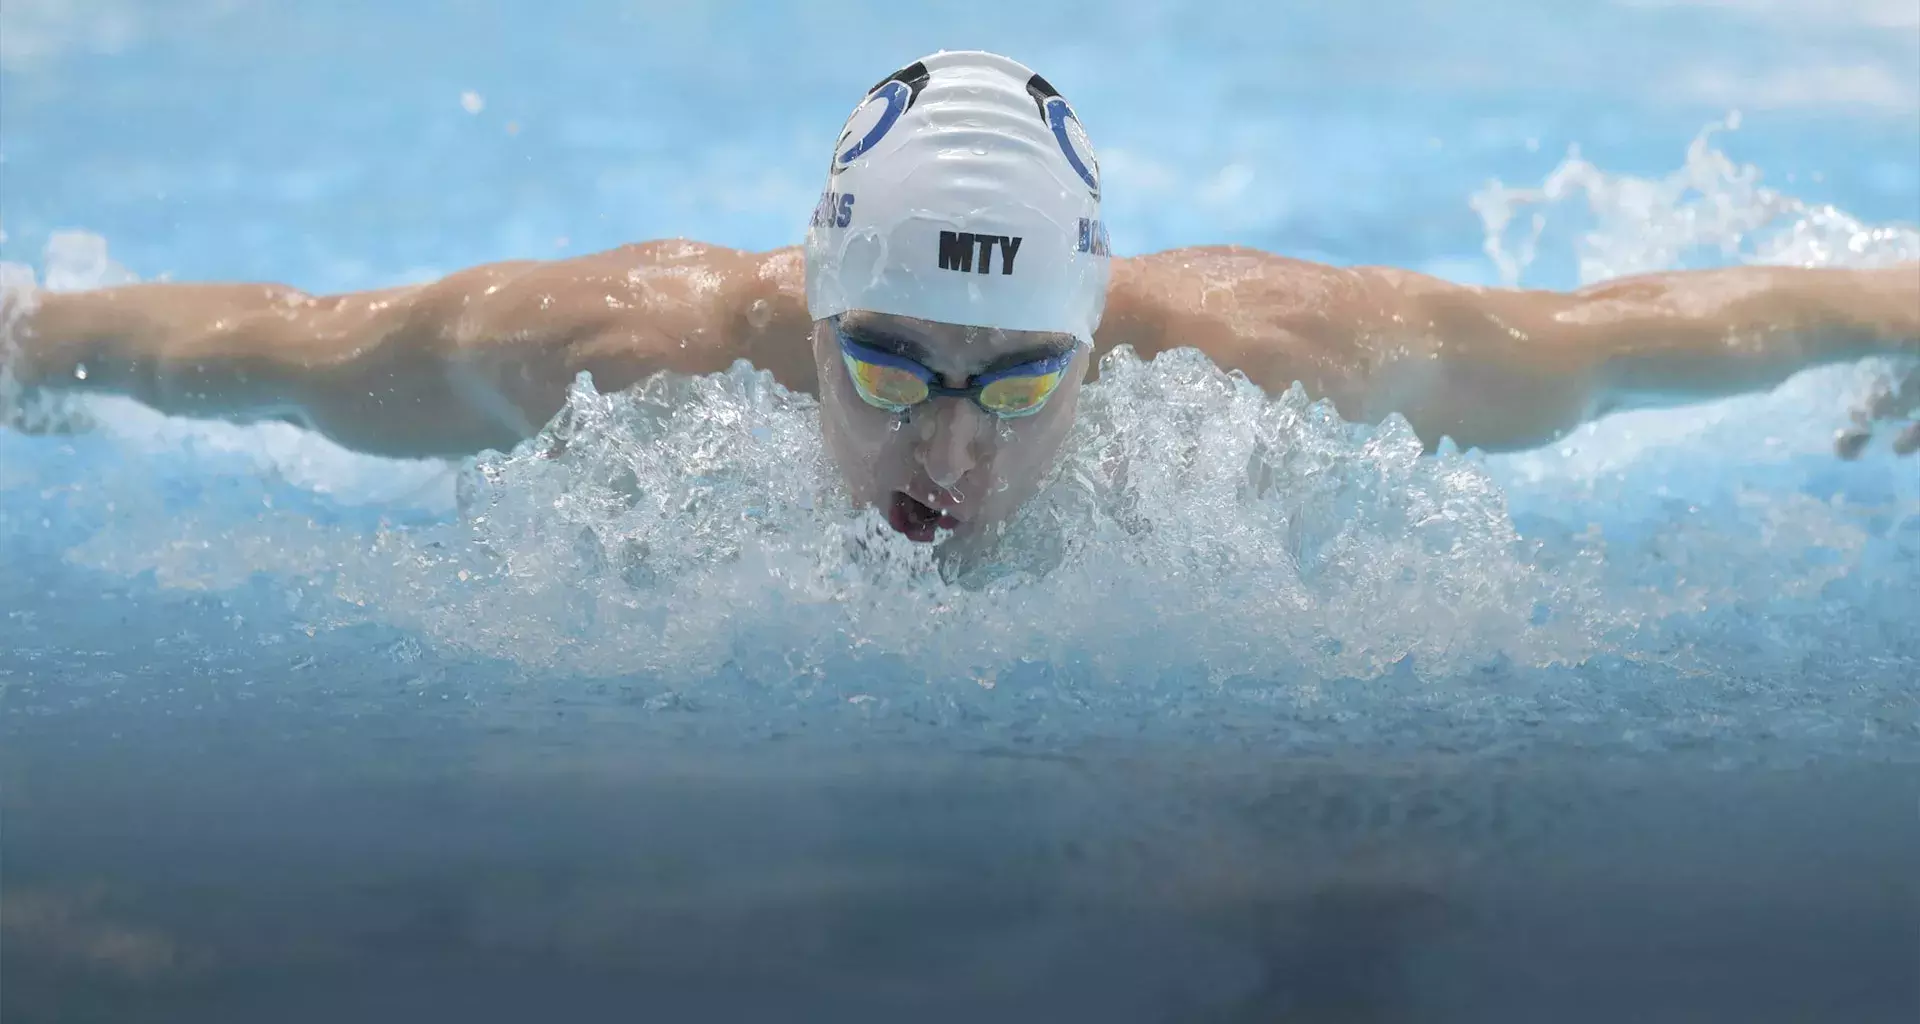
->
<box><xmin>1105</xmin><ymin>249</ymin><xmax>1918</xmax><ymax>452</ymax></box>
<box><xmin>8</xmin><ymin>243</ymin><xmax>812</xmax><ymax>458</ymax></box>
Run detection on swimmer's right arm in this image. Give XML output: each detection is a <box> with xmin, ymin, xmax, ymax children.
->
<box><xmin>6</xmin><ymin>243</ymin><xmax>814</xmax><ymax>458</ymax></box>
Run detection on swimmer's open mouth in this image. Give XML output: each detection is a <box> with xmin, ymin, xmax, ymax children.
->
<box><xmin>886</xmin><ymin>491</ymin><xmax>960</xmax><ymax>543</ymax></box>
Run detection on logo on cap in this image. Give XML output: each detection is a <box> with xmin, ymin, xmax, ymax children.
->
<box><xmin>832</xmin><ymin>61</ymin><xmax>931</xmax><ymax>176</ymax></box>
<box><xmin>1025</xmin><ymin>75</ymin><xmax>1100</xmax><ymax>200</ymax></box>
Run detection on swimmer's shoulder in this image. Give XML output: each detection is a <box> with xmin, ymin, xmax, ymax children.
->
<box><xmin>1095</xmin><ymin>248</ymin><xmax>1366</xmax><ymax>397</ymax></box>
<box><xmin>512</xmin><ymin>241</ymin><xmax>814</xmax><ymax>395</ymax></box>
<box><xmin>1104</xmin><ymin>246</ymin><xmax>1403</xmax><ymax>342</ymax></box>
<box><xmin>1110</xmin><ymin>246</ymin><xmax>1410</xmax><ymax>320</ymax></box>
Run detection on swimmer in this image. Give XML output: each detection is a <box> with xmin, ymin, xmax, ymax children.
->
<box><xmin>5</xmin><ymin>50</ymin><xmax>1917</xmax><ymax>542</ymax></box>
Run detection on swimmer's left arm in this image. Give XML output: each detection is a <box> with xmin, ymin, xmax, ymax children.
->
<box><xmin>1105</xmin><ymin>249</ymin><xmax>1919</xmax><ymax>452</ymax></box>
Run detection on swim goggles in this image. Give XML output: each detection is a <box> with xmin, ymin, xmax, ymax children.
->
<box><xmin>832</xmin><ymin>316</ymin><xmax>1079</xmax><ymax>418</ymax></box>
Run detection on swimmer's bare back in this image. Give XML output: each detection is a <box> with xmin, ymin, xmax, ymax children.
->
<box><xmin>10</xmin><ymin>240</ymin><xmax>1917</xmax><ymax>458</ymax></box>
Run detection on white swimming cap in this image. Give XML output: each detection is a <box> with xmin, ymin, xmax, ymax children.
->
<box><xmin>804</xmin><ymin>50</ymin><xmax>1112</xmax><ymax>344</ymax></box>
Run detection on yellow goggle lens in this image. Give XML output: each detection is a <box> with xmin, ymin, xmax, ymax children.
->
<box><xmin>842</xmin><ymin>354</ymin><xmax>929</xmax><ymax>410</ymax></box>
<box><xmin>978</xmin><ymin>370</ymin><xmax>1066</xmax><ymax>416</ymax></box>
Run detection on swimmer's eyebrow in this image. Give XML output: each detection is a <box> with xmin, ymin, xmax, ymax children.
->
<box><xmin>978</xmin><ymin>343</ymin><xmax>1076</xmax><ymax>375</ymax></box>
<box><xmin>840</xmin><ymin>324</ymin><xmax>936</xmax><ymax>365</ymax></box>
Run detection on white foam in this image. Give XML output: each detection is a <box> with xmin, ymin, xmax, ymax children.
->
<box><xmin>1471</xmin><ymin>116</ymin><xmax>1920</xmax><ymax>287</ymax></box>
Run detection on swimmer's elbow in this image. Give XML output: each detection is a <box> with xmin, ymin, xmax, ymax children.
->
<box><xmin>1358</xmin><ymin>333</ymin><xmax>1604</xmax><ymax>453</ymax></box>
<box><xmin>1400</xmin><ymin>404</ymin><xmax>1590</xmax><ymax>456</ymax></box>
<box><xmin>299</xmin><ymin>407</ymin><xmax>528</xmax><ymax>460</ymax></box>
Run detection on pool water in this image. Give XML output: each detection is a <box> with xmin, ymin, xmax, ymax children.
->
<box><xmin>2</xmin><ymin>2</ymin><xmax>1918</xmax><ymax>1020</ymax></box>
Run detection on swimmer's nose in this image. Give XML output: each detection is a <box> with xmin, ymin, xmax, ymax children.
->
<box><xmin>915</xmin><ymin>398</ymin><xmax>985</xmax><ymax>489</ymax></box>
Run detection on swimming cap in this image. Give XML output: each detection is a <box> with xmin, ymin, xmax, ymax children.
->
<box><xmin>804</xmin><ymin>51</ymin><xmax>1112</xmax><ymax>344</ymax></box>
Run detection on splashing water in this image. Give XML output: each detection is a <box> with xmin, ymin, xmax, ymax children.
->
<box><xmin>3</xmin><ymin>128</ymin><xmax>1917</xmax><ymax>759</ymax></box>
<box><xmin>1472</xmin><ymin>115</ymin><xmax>1920</xmax><ymax>287</ymax></box>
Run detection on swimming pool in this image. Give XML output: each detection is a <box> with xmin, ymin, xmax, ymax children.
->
<box><xmin>3</xmin><ymin>1</ymin><xmax>1918</xmax><ymax>1020</ymax></box>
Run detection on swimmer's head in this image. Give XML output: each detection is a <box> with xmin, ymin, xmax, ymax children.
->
<box><xmin>802</xmin><ymin>50</ymin><xmax>1112</xmax><ymax>542</ymax></box>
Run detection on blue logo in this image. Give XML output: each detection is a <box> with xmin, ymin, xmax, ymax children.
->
<box><xmin>833</xmin><ymin>79</ymin><xmax>911</xmax><ymax>174</ymax></box>
<box><xmin>1044</xmin><ymin>97</ymin><xmax>1100</xmax><ymax>200</ymax></box>
<box><xmin>1076</xmin><ymin>217</ymin><xmax>1109</xmax><ymax>256</ymax></box>
<box><xmin>811</xmin><ymin>191</ymin><xmax>855</xmax><ymax>229</ymax></box>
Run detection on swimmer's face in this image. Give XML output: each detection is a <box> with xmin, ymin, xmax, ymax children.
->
<box><xmin>812</xmin><ymin>311</ymin><xmax>1087</xmax><ymax>542</ymax></box>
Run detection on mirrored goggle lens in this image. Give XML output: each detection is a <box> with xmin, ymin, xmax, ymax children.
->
<box><xmin>978</xmin><ymin>369</ymin><xmax>1067</xmax><ymax>416</ymax></box>
<box><xmin>842</xmin><ymin>354</ymin><xmax>929</xmax><ymax>411</ymax></box>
